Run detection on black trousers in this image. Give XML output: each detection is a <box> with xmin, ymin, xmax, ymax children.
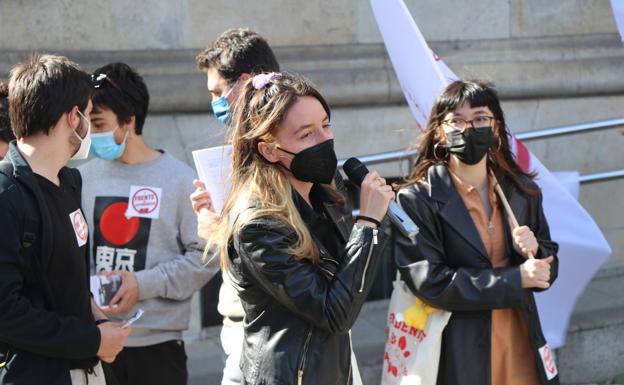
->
<box><xmin>108</xmin><ymin>340</ymin><xmax>188</xmax><ymax>385</ymax></box>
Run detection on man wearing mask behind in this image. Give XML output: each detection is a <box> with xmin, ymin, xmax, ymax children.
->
<box><xmin>79</xmin><ymin>62</ymin><xmax>218</xmax><ymax>385</ymax></box>
<box><xmin>0</xmin><ymin>54</ymin><xmax>129</xmax><ymax>385</ymax></box>
<box><xmin>192</xmin><ymin>28</ymin><xmax>280</xmax><ymax>385</ymax></box>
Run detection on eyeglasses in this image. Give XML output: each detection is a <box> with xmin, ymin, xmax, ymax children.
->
<box><xmin>442</xmin><ymin>116</ymin><xmax>495</xmax><ymax>133</ymax></box>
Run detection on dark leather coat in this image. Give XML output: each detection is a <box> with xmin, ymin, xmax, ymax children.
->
<box><xmin>395</xmin><ymin>164</ymin><xmax>560</xmax><ymax>385</ymax></box>
<box><xmin>226</xmin><ymin>185</ymin><xmax>388</xmax><ymax>385</ymax></box>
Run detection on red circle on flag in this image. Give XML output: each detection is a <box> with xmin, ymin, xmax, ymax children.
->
<box><xmin>99</xmin><ymin>202</ymin><xmax>140</xmax><ymax>246</ymax></box>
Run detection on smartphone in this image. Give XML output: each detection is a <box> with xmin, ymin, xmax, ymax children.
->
<box><xmin>121</xmin><ymin>309</ymin><xmax>144</xmax><ymax>329</ymax></box>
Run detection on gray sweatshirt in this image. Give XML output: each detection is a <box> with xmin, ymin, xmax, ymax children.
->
<box><xmin>79</xmin><ymin>152</ymin><xmax>219</xmax><ymax>346</ymax></box>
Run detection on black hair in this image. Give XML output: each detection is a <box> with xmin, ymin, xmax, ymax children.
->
<box><xmin>8</xmin><ymin>54</ymin><xmax>92</xmax><ymax>138</ymax></box>
<box><xmin>92</xmin><ymin>62</ymin><xmax>150</xmax><ymax>135</ymax></box>
<box><xmin>0</xmin><ymin>82</ymin><xmax>15</xmax><ymax>143</ymax></box>
<box><xmin>195</xmin><ymin>28</ymin><xmax>280</xmax><ymax>85</ymax></box>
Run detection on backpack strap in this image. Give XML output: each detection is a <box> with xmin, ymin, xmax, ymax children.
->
<box><xmin>0</xmin><ymin>161</ymin><xmax>39</xmax><ymax>251</ymax></box>
<box><xmin>0</xmin><ymin>161</ymin><xmax>40</xmax><ymax>374</ymax></box>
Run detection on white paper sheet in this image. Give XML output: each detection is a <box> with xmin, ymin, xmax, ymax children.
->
<box><xmin>192</xmin><ymin>145</ymin><xmax>233</xmax><ymax>214</ymax></box>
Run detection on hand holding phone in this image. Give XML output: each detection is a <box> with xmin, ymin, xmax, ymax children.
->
<box><xmin>121</xmin><ymin>309</ymin><xmax>144</xmax><ymax>329</ymax></box>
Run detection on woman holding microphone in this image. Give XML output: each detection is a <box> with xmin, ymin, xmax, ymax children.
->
<box><xmin>205</xmin><ymin>72</ymin><xmax>394</xmax><ymax>385</ymax></box>
<box><xmin>396</xmin><ymin>80</ymin><xmax>559</xmax><ymax>385</ymax></box>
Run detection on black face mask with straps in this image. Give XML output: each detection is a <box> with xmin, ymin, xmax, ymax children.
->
<box><xmin>277</xmin><ymin>139</ymin><xmax>337</xmax><ymax>184</ymax></box>
<box><xmin>446</xmin><ymin>126</ymin><xmax>496</xmax><ymax>165</ymax></box>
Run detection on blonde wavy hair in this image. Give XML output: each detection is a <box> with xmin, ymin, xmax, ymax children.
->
<box><xmin>206</xmin><ymin>73</ymin><xmax>343</xmax><ymax>269</ymax></box>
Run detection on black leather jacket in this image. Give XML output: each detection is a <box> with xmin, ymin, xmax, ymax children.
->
<box><xmin>226</xmin><ymin>184</ymin><xmax>388</xmax><ymax>385</ymax></box>
<box><xmin>395</xmin><ymin>164</ymin><xmax>559</xmax><ymax>385</ymax></box>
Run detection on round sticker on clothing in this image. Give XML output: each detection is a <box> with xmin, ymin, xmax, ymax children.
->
<box><xmin>131</xmin><ymin>188</ymin><xmax>159</xmax><ymax>214</ymax></box>
<box><xmin>126</xmin><ymin>186</ymin><xmax>163</xmax><ymax>219</ymax></box>
<box><xmin>70</xmin><ymin>209</ymin><xmax>89</xmax><ymax>247</ymax></box>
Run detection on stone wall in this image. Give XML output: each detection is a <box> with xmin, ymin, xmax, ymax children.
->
<box><xmin>0</xmin><ymin>0</ymin><xmax>619</xmax><ymax>50</ymax></box>
<box><xmin>1</xmin><ymin>0</ymin><xmax>623</xmax><ymax>336</ymax></box>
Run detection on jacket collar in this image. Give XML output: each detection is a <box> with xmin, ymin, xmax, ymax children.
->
<box><xmin>426</xmin><ymin>163</ymin><xmax>490</xmax><ymax>261</ymax></box>
<box><xmin>6</xmin><ymin>141</ymin><xmax>79</xmax><ymax>191</ymax></box>
<box><xmin>426</xmin><ymin>163</ymin><xmax>530</xmax><ymax>263</ymax></box>
<box><xmin>6</xmin><ymin>141</ymin><xmax>32</xmax><ymax>179</ymax></box>
<box><xmin>292</xmin><ymin>184</ymin><xmax>351</xmax><ymax>244</ymax></box>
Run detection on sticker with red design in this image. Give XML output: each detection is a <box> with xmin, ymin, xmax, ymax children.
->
<box><xmin>126</xmin><ymin>186</ymin><xmax>162</xmax><ymax>219</ymax></box>
<box><xmin>69</xmin><ymin>208</ymin><xmax>89</xmax><ymax>247</ymax></box>
<box><xmin>539</xmin><ymin>343</ymin><xmax>558</xmax><ymax>380</ymax></box>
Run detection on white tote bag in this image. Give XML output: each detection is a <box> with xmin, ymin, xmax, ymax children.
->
<box><xmin>381</xmin><ymin>278</ymin><xmax>451</xmax><ymax>385</ymax></box>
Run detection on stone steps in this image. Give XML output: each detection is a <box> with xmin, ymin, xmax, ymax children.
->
<box><xmin>186</xmin><ymin>270</ymin><xmax>624</xmax><ymax>385</ymax></box>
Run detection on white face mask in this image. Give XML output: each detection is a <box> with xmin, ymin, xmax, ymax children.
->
<box><xmin>71</xmin><ymin>110</ymin><xmax>92</xmax><ymax>160</ymax></box>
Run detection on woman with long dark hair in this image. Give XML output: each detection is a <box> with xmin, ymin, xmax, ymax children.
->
<box><xmin>206</xmin><ymin>72</ymin><xmax>394</xmax><ymax>385</ymax></box>
<box><xmin>396</xmin><ymin>80</ymin><xmax>559</xmax><ymax>385</ymax></box>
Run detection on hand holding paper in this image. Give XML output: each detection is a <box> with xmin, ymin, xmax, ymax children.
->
<box><xmin>190</xmin><ymin>179</ymin><xmax>214</xmax><ymax>214</ymax></box>
<box><xmin>192</xmin><ymin>145</ymin><xmax>233</xmax><ymax>214</ymax></box>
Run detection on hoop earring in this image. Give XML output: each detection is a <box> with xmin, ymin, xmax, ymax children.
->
<box><xmin>492</xmin><ymin>135</ymin><xmax>502</xmax><ymax>152</ymax></box>
<box><xmin>433</xmin><ymin>142</ymin><xmax>448</xmax><ymax>161</ymax></box>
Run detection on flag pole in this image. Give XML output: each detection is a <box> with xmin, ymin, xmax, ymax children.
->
<box><xmin>489</xmin><ymin>169</ymin><xmax>535</xmax><ymax>259</ymax></box>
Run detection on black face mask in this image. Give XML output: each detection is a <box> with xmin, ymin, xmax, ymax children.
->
<box><xmin>277</xmin><ymin>139</ymin><xmax>337</xmax><ymax>184</ymax></box>
<box><xmin>446</xmin><ymin>126</ymin><xmax>496</xmax><ymax>165</ymax></box>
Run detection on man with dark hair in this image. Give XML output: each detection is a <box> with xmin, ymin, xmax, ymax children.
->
<box><xmin>192</xmin><ymin>28</ymin><xmax>280</xmax><ymax>385</ymax></box>
<box><xmin>0</xmin><ymin>54</ymin><xmax>129</xmax><ymax>385</ymax></box>
<box><xmin>195</xmin><ymin>28</ymin><xmax>280</xmax><ymax>124</ymax></box>
<box><xmin>0</xmin><ymin>83</ymin><xmax>15</xmax><ymax>160</ymax></box>
<box><xmin>79</xmin><ymin>62</ymin><xmax>217</xmax><ymax>385</ymax></box>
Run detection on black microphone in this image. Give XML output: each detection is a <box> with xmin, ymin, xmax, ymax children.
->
<box><xmin>343</xmin><ymin>157</ymin><xmax>419</xmax><ymax>240</ymax></box>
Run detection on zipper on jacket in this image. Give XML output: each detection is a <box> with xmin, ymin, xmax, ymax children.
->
<box><xmin>359</xmin><ymin>228</ymin><xmax>379</xmax><ymax>293</ymax></box>
<box><xmin>0</xmin><ymin>348</ymin><xmax>9</xmax><ymax>370</ymax></box>
<box><xmin>297</xmin><ymin>330</ymin><xmax>313</xmax><ymax>385</ymax></box>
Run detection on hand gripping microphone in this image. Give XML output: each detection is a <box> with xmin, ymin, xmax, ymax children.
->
<box><xmin>343</xmin><ymin>158</ymin><xmax>419</xmax><ymax>241</ymax></box>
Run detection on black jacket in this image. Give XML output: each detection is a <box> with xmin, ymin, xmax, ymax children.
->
<box><xmin>226</xmin><ymin>185</ymin><xmax>388</xmax><ymax>385</ymax></box>
<box><xmin>395</xmin><ymin>164</ymin><xmax>559</xmax><ymax>385</ymax></box>
<box><xmin>0</xmin><ymin>143</ymin><xmax>100</xmax><ymax>385</ymax></box>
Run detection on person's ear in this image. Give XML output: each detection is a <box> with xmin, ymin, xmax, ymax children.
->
<box><xmin>67</xmin><ymin>106</ymin><xmax>80</xmax><ymax>130</ymax></box>
<box><xmin>122</xmin><ymin>116</ymin><xmax>137</xmax><ymax>136</ymax></box>
<box><xmin>435</xmin><ymin>125</ymin><xmax>448</xmax><ymax>145</ymax></box>
<box><xmin>257</xmin><ymin>141</ymin><xmax>280</xmax><ymax>163</ymax></box>
<box><xmin>492</xmin><ymin>118</ymin><xmax>502</xmax><ymax>134</ymax></box>
<box><xmin>239</xmin><ymin>73</ymin><xmax>252</xmax><ymax>82</ymax></box>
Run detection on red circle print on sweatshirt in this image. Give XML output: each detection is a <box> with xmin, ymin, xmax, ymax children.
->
<box><xmin>99</xmin><ymin>202</ymin><xmax>140</xmax><ymax>246</ymax></box>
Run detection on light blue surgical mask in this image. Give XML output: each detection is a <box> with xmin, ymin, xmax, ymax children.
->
<box><xmin>211</xmin><ymin>96</ymin><xmax>231</xmax><ymax>125</ymax></box>
<box><xmin>90</xmin><ymin>126</ymin><xmax>128</xmax><ymax>160</ymax></box>
<box><xmin>211</xmin><ymin>81</ymin><xmax>239</xmax><ymax>125</ymax></box>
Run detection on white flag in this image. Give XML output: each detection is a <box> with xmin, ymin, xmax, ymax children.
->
<box><xmin>371</xmin><ymin>0</ymin><xmax>612</xmax><ymax>348</ymax></box>
<box><xmin>611</xmin><ymin>0</ymin><xmax>624</xmax><ymax>44</ymax></box>
<box><xmin>509</xmin><ymin>138</ymin><xmax>613</xmax><ymax>347</ymax></box>
<box><xmin>369</xmin><ymin>0</ymin><xmax>451</xmax><ymax>129</ymax></box>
